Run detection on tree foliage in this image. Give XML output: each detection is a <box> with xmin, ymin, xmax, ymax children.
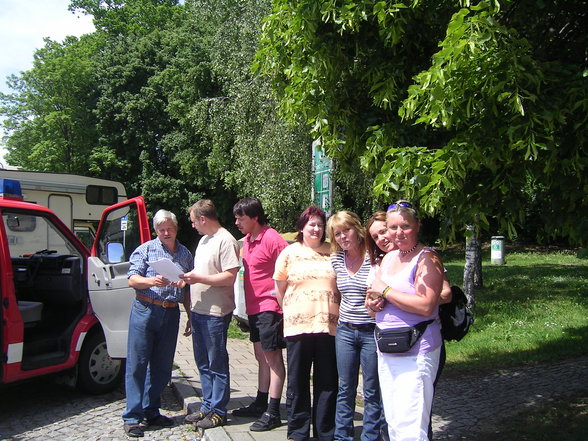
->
<box><xmin>1</xmin><ymin>0</ymin><xmax>317</xmax><ymax>241</ymax></box>
<box><xmin>1</xmin><ymin>35</ymin><xmax>100</xmax><ymax>172</ymax></box>
<box><xmin>257</xmin><ymin>0</ymin><xmax>588</xmax><ymax>245</ymax></box>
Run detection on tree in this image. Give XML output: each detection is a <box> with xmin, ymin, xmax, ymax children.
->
<box><xmin>1</xmin><ymin>35</ymin><xmax>100</xmax><ymax>172</ymax></box>
<box><xmin>69</xmin><ymin>0</ymin><xmax>179</xmax><ymax>36</ymax></box>
<box><xmin>2</xmin><ymin>0</ymin><xmax>375</xmax><ymax>238</ymax></box>
<box><xmin>80</xmin><ymin>0</ymin><xmax>315</xmax><ymax>233</ymax></box>
<box><xmin>175</xmin><ymin>0</ymin><xmax>314</xmax><ymax>232</ymax></box>
<box><xmin>256</xmin><ymin>0</ymin><xmax>588</xmax><ymax>246</ymax></box>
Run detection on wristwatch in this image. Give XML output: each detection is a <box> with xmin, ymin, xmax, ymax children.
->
<box><xmin>381</xmin><ymin>286</ymin><xmax>391</xmax><ymax>299</ymax></box>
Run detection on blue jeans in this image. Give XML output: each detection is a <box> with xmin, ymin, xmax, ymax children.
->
<box><xmin>123</xmin><ymin>299</ymin><xmax>180</xmax><ymax>424</ymax></box>
<box><xmin>334</xmin><ymin>323</ymin><xmax>382</xmax><ymax>441</ymax></box>
<box><xmin>191</xmin><ymin>312</ymin><xmax>232</xmax><ymax>416</ymax></box>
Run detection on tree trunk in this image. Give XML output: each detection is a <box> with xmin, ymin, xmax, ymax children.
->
<box><xmin>463</xmin><ymin>224</ymin><xmax>482</xmax><ymax>308</ymax></box>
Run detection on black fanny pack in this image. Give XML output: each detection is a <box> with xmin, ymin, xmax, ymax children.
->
<box><xmin>375</xmin><ymin>320</ymin><xmax>433</xmax><ymax>353</ymax></box>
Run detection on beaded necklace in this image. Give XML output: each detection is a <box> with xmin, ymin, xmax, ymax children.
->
<box><xmin>399</xmin><ymin>242</ymin><xmax>419</xmax><ymax>255</ymax></box>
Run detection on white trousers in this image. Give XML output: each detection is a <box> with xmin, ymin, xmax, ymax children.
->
<box><xmin>378</xmin><ymin>346</ymin><xmax>441</xmax><ymax>441</ymax></box>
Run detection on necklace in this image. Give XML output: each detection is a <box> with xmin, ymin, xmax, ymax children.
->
<box><xmin>399</xmin><ymin>243</ymin><xmax>419</xmax><ymax>255</ymax></box>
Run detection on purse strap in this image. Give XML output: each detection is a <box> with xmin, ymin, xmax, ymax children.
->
<box><xmin>414</xmin><ymin>319</ymin><xmax>434</xmax><ymax>333</ymax></box>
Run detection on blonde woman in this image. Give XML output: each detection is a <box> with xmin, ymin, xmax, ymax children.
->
<box><xmin>327</xmin><ymin>210</ymin><xmax>382</xmax><ymax>441</ymax></box>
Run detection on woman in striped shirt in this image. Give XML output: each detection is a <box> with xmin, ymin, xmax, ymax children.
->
<box><xmin>327</xmin><ymin>211</ymin><xmax>382</xmax><ymax>441</ymax></box>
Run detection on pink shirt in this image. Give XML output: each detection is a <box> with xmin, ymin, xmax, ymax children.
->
<box><xmin>243</xmin><ymin>225</ymin><xmax>288</xmax><ymax>315</ymax></box>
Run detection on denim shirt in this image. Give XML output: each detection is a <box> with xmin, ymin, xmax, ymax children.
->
<box><xmin>128</xmin><ymin>238</ymin><xmax>194</xmax><ymax>303</ymax></box>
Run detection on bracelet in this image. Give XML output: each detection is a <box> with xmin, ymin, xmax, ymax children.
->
<box><xmin>381</xmin><ymin>285</ymin><xmax>391</xmax><ymax>299</ymax></box>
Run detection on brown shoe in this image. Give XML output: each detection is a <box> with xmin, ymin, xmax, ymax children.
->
<box><xmin>196</xmin><ymin>411</ymin><xmax>227</xmax><ymax>429</ymax></box>
<box><xmin>184</xmin><ymin>410</ymin><xmax>207</xmax><ymax>423</ymax></box>
<box><xmin>123</xmin><ymin>423</ymin><xmax>144</xmax><ymax>437</ymax></box>
<box><xmin>145</xmin><ymin>414</ymin><xmax>173</xmax><ymax>427</ymax></box>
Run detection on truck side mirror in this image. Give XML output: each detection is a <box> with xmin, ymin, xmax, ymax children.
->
<box><xmin>106</xmin><ymin>242</ymin><xmax>125</xmax><ymax>264</ymax></box>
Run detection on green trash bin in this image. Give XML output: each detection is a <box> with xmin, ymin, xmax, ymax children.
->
<box><xmin>491</xmin><ymin>236</ymin><xmax>505</xmax><ymax>264</ymax></box>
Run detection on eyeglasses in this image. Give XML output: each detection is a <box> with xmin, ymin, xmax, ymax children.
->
<box><xmin>387</xmin><ymin>201</ymin><xmax>413</xmax><ymax>211</ymax></box>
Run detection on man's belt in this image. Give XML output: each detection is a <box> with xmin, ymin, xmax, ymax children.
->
<box><xmin>136</xmin><ymin>293</ymin><xmax>178</xmax><ymax>308</ymax></box>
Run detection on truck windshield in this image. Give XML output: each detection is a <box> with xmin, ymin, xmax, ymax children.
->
<box><xmin>3</xmin><ymin>210</ymin><xmax>82</xmax><ymax>258</ymax></box>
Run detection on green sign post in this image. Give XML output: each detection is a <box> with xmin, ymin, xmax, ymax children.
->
<box><xmin>312</xmin><ymin>141</ymin><xmax>332</xmax><ymax>216</ymax></box>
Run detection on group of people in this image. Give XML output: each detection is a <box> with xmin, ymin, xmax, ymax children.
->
<box><xmin>121</xmin><ymin>197</ymin><xmax>451</xmax><ymax>441</ymax></box>
<box><xmin>122</xmin><ymin>199</ymin><xmax>241</xmax><ymax>437</ymax></box>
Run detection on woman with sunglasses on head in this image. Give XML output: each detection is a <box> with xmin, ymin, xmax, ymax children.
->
<box><xmin>273</xmin><ymin>206</ymin><xmax>340</xmax><ymax>441</ymax></box>
<box><xmin>366</xmin><ymin>201</ymin><xmax>445</xmax><ymax>441</ymax></box>
<box><xmin>326</xmin><ymin>210</ymin><xmax>382</xmax><ymax>441</ymax></box>
<box><xmin>366</xmin><ymin>209</ymin><xmax>451</xmax><ymax>440</ymax></box>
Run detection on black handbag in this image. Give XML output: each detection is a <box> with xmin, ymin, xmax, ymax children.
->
<box><xmin>375</xmin><ymin>320</ymin><xmax>433</xmax><ymax>353</ymax></box>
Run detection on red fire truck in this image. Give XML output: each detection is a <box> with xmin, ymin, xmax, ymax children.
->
<box><xmin>0</xmin><ymin>178</ymin><xmax>150</xmax><ymax>393</ymax></box>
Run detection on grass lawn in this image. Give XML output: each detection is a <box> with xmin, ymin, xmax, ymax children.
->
<box><xmin>435</xmin><ymin>246</ymin><xmax>588</xmax><ymax>440</ymax></box>
<box><xmin>439</xmin><ymin>247</ymin><xmax>588</xmax><ymax>376</ymax></box>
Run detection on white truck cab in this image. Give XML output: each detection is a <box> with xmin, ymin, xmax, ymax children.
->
<box><xmin>0</xmin><ymin>169</ymin><xmax>127</xmax><ymax>249</ymax></box>
<box><xmin>0</xmin><ymin>178</ymin><xmax>150</xmax><ymax>393</ymax></box>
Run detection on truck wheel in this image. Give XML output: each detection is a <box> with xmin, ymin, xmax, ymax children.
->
<box><xmin>77</xmin><ymin>330</ymin><xmax>125</xmax><ymax>394</ymax></box>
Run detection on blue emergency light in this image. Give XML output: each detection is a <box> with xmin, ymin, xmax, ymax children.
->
<box><xmin>0</xmin><ymin>178</ymin><xmax>24</xmax><ymax>200</ymax></box>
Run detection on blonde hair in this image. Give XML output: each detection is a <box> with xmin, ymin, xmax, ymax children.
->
<box><xmin>326</xmin><ymin>210</ymin><xmax>366</xmax><ymax>255</ymax></box>
<box><xmin>387</xmin><ymin>200</ymin><xmax>419</xmax><ymax>221</ymax></box>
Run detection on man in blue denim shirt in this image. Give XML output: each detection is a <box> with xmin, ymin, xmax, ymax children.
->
<box><xmin>122</xmin><ymin>209</ymin><xmax>193</xmax><ymax>438</ymax></box>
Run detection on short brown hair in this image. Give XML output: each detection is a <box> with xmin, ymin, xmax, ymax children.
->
<box><xmin>295</xmin><ymin>206</ymin><xmax>326</xmax><ymax>243</ymax></box>
<box><xmin>365</xmin><ymin>211</ymin><xmax>387</xmax><ymax>265</ymax></box>
<box><xmin>189</xmin><ymin>199</ymin><xmax>218</xmax><ymax>221</ymax></box>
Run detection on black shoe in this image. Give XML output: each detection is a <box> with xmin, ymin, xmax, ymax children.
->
<box><xmin>145</xmin><ymin>414</ymin><xmax>174</xmax><ymax>427</ymax></box>
<box><xmin>196</xmin><ymin>411</ymin><xmax>227</xmax><ymax>429</ymax></box>
<box><xmin>124</xmin><ymin>423</ymin><xmax>144</xmax><ymax>437</ymax></box>
<box><xmin>249</xmin><ymin>412</ymin><xmax>281</xmax><ymax>432</ymax></box>
<box><xmin>231</xmin><ymin>402</ymin><xmax>266</xmax><ymax>418</ymax></box>
<box><xmin>184</xmin><ymin>410</ymin><xmax>207</xmax><ymax>423</ymax></box>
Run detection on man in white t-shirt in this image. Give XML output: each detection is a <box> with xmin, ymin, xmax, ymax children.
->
<box><xmin>180</xmin><ymin>199</ymin><xmax>240</xmax><ymax>430</ymax></box>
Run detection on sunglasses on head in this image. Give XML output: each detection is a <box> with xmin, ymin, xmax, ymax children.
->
<box><xmin>387</xmin><ymin>201</ymin><xmax>413</xmax><ymax>211</ymax></box>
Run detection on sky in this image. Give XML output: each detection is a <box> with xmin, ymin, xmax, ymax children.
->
<box><xmin>0</xmin><ymin>0</ymin><xmax>95</xmax><ymax>167</ymax></box>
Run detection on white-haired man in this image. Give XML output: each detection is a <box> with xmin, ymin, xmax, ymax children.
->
<box><xmin>123</xmin><ymin>209</ymin><xmax>194</xmax><ymax>438</ymax></box>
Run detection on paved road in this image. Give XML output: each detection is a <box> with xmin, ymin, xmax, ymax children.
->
<box><xmin>0</xmin><ymin>377</ymin><xmax>193</xmax><ymax>441</ymax></box>
<box><xmin>173</xmin><ymin>309</ymin><xmax>588</xmax><ymax>441</ymax></box>
<box><xmin>2</xmin><ymin>310</ymin><xmax>586</xmax><ymax>441</ymax></box>
<box><xmin>431</xmin><ymin>355</ymin><xmax>588</xmax><ymax>439</ymax></box>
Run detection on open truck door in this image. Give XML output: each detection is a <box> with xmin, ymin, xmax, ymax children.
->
<box><xmin>87</xmin><ymin>197</ymin><xmax>150</xmax><ymax>358</ymax></box>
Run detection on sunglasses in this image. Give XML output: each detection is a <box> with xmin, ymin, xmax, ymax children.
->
<box><xmin>387</xmin><ymin>201</ymin><xmax>413</xmax><ymax>211</ymax></box>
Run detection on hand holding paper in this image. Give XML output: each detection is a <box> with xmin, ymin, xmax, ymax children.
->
<box><xmin>147</xmin><ymin>258</ymin><xmax>183</xmax><ymax>282</ymax></box>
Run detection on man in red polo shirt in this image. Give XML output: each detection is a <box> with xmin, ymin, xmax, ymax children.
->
<box><xmin>232</xmin><ymin>197</ymin><xmax>289</xmax><ymax>432</ymax></box>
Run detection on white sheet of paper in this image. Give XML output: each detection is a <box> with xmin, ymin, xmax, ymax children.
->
<box><xmin>147</xmin><ymin>258</ymin><xmax>183</xmax><ymax>282</ymax></box>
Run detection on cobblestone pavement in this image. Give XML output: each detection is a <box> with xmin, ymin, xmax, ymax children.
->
<box><xmin>192</xmin><ymin>351</ymin><xmax>588</xmax><ymax>441</ymax></box>
<box><xmin>173</xmin><ymin>310</ymin><xmax>588</xmax><ymax>441</ymax></box>
<box><xmin>0</xmin><ymin>376</ymin><xmax>194</xmax><ymax>441</ymax></box>
<box><xmin>1</xmin><ymin>310</ymin><xmax>586</xmax><ymax>441</ymax></box>
<box><xmin>430</xmin><ymin>355</ymin><xmax>588</xmax><ymax>440</ymax></box>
